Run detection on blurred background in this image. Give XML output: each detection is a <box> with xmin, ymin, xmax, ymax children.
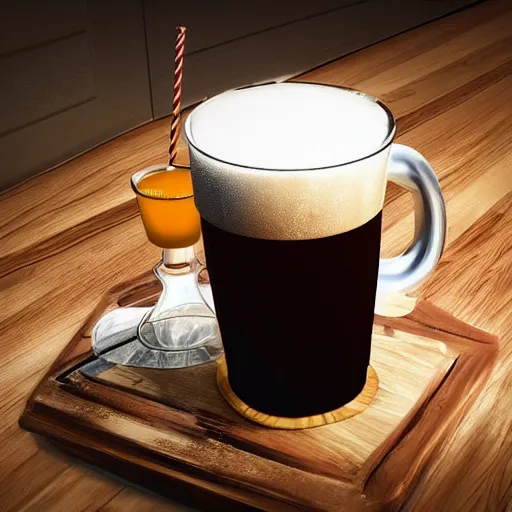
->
<box><xmin>0</xmin><ymin>0</ymin><xmax>477</xmax><ymax>190</ymax></box>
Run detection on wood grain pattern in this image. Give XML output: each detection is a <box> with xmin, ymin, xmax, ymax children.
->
<box><xmin>2</xmin><ymin>1</ymin><xmax>512</xmax><ymax>510</ymax></box>
<box><xmin>19</xmin><ymin>275</ymin><xmax>497</xmax><ymax>511</ymax></box>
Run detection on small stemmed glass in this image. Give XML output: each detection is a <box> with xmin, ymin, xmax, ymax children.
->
<box><xmin>92</xmin><ymin>163</ymin><xmax>222</xmax><ymax>369</ymax></box>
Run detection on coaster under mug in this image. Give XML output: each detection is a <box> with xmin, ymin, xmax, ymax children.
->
<box><xmin>217</xmin><ymin>356</ymin><xmax>379</xmax><ymax>430</ymax></box>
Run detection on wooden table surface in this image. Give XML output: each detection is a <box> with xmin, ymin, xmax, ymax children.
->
<box><xmin>1</xmin><ymin>1</ymin><xmax>511</xmax><ymax>510</ymax></box>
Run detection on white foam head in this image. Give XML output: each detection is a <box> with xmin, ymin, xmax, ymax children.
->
<box><xmin>186</xmin><ymin>83</ymin><xmax>392</xmax><ymax>170</ymax></box>
<box><xmin>185</xmin><ymin>83</ymin><xmax>395</xmax><ymax>240</ymax></box>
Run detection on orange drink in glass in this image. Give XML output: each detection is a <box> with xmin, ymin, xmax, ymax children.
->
<box><xmin>132</xmin><ymin>166</ymin><xmax>200</xmax><ymax>249</ymax></box>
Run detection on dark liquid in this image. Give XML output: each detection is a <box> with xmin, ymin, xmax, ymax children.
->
<box><xmin>202</xmin><ymin>212</ymin><xmax>382</xmax><ymax>418</ymax></box>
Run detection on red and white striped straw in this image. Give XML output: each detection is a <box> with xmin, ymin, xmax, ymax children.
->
<box><xmin>169</xmin><ymin>26</ymin><xmax>186</xmax><ymax>166</ymax></box>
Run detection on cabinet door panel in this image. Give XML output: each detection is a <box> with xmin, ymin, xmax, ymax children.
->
<box><xmin>0</xmin><ymin>0</ymin><xmax>152</xmax><ymax>190</ymax></box>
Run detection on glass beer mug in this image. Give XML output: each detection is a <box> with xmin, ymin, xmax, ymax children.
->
<box><xmin>184</xmin><ymin>83</ymin><xmax>446</xmax><ymax>423</ymax></box>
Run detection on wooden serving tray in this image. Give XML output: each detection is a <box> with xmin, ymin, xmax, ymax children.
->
<box><xmin>20</xmin><ymin>272</ymin><xmax>498</xmax><ymax>511</ymax></box>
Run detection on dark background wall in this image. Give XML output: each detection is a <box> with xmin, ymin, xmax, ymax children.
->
<box><xmin>0</xmin><ymin>0</ymin><xmax>476</xmax><ymax>190</ymax></box>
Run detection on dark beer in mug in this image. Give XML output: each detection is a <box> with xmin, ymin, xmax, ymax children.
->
<box><xmin>201</xmin><ymin>213</ymin><xmax>382</xmax><ymax>417</ymax></box>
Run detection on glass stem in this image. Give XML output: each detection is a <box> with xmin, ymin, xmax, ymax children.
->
<box><xmin>163</xmin><ymin>246</ymin><xmax>195</xmax><ymax>268</ymax></box>
<box><xmin>137</xmin><ymin>245</ymin><xmax>209</xmax><ymax>351</ymax></box>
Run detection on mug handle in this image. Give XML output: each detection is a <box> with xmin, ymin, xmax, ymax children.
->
<box><xmin>375</xmin><ymin>143</ymin><xmax>446</xmax><ymax>316</ymax></box>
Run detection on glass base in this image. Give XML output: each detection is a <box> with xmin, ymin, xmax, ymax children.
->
<box><xmin>91</xmin><ymin>247</ymin><xmax>223</xmax><ymax>369</ymax></box>
<box><xmin>138</xmin><ymin>302</ymin><xmax>219</xmax><ymax>351</ymax></box>
<box><xmin>92</xmin><ymin>307</ymin><xmax>223</xmax><ymax>369</ymax></box>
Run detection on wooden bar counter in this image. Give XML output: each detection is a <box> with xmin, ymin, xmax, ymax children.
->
<box><xmin>1</xmin><ymin>1</ymin><xmax>511</xmax><ymax>510</ymax></box>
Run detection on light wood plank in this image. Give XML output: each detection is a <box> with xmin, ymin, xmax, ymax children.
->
<box><xmin>98</xmin><ymin>487</ymin><xmax>190</xmax><ymax>512</ymax></box>
<box><xmin>18</xmin><ymin>467</ymin><xmax>122</xmax><ymax>512</ymax></box>
<box><xmin>406</xmin><ymin>194</ymin><xmax>512</xmax><ymax>512</ymax></box>
<box><xmin>382</xmin><ymin>74</ymin><xmax>512</xmax><ymax>257</ymax></box>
